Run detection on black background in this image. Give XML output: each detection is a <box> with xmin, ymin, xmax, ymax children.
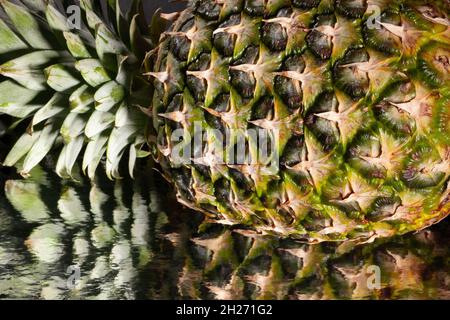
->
<box><xmin>144</xmin><ymin>0</ymin><xmax>186</xmax><ymax>19</ymax></box>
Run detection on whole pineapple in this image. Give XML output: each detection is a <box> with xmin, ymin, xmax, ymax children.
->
<box><xmin>0</xmin><ymin>0</ymin><xmax>449</xmax><ymax>243</ymax></box>
<box><xmin>1</xmin><ymin>167</ymin><xmax>449</xmax><ymax>299</ymax></box>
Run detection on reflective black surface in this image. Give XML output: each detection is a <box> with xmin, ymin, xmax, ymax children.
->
<box><xmin>0</xmin><ymin>165</ymin><xmax>449</xmax><ymax>300</ymax></box>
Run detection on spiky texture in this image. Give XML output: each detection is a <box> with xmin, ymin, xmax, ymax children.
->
<box><xmin>1</xmin><ymin>0</ymin><xmax>449</xmax><ymax>243</ymax></box>
<box><xmin>0</xmin><ymin>168</ymin><xmax>449</xmax><ymax>299</ymax></box>
<box><xmin>150</xmin><ymin>0</ymin><xmax>450</xmax><ymax>242</ymax></box>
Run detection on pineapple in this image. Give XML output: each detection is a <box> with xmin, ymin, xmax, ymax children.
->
<box><xmin>0</xmin><ymin>167</ymin><xmax>449</xmax><ymax>299</ymax></box>
<box><xmin>0</xmin><ymin>0</ymin><xmax>449</xmax><ymax>242</ymax></box>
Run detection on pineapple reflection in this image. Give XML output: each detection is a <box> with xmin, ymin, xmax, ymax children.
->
<box><xmin>0</xmin><ymin>166</ymin><xmax>449</xmax><ymax>299</ymax></box>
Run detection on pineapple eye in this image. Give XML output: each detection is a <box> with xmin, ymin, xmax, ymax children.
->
<box><xmin>418</xmin><ymin>42</ymin><xmax>450</xmax><ymax>87</ymax></box>
<box><xmin>211</xmin><ymin>94</ymin><xmax>230</xmax><ymax>113</ymax></box>
<box><xmin>261</xmin><ymin>22</ymin><xmax>288</xmax><ymax>52</ymax></box>
<box><xmin>305</xmin><ymin>91</ymin><xmax>340</xmax><ymax>147</ymax></box>
<box><xmin>242</xmin><ymin>254</ymin><xmax>272</xmax><ymax>278</ymax></box>
<box><xmin>348</xmin><ymin>133</ymin><xmax>382</xmax><ymax>176</ymax></box>
<box><xmin>250</xmin><ymin>96</ymin><xmax>274</xmax><ymax>120</ymax></box>
<box><xmin>335</xmin><ymin>0</ymin><xmax>368</xmax><ymax>19</ymax></box>
<box><xmin>278</xmin><ymin>246</ymin><xmax>305</xmax><ymax>275</ymax></box>
<box><xmin>274</xmin><ymin>76</ymin><xmax>303</xmax><ymax>111</ymax></box>
<box><xmin>284</xmin><ymin>55</ymin><xmax>306</xmax><ymax>73</ymax></box>
<box><xmin>165</xmin><ymin>94</ymin><xmax>184</xmax><ymax>113</ymax></box>
<box><xmin>276</xmin><ymin>7</ymin><xmax>294</xmax><ymax>18</ymax></box>
<box><xmin>301</xmin><ymin>210</ymin><xmax>332</xmax><ymax>232</ymax></box>
<box><xmin>306</xmin><ymin>14</ymin><xmax>336</xmax><ymax>60</ymax></box>
<box><xmin>435</xmin><ymin>55</ymin><xmax>449</xmax><ymax>73</ymax></box>
<box><xmin>244</xmin><ymin>0</ymin><xmax>265</xmax><ymax>16</ymax></box>
<box><xmin>229</xmin><ymin>168</ymin><xmax>253</xmax><ymax>195</ymax></box>
<box><xmin>193</xmin><ymin>0</ymin><xmax>221</xmax><ymax>20</ymax></box>
<box><xmin>274</xmin><ymin>55</ymin><xmax>305</xmax><ymax>111</ymax></box>
<box><xmin>162</xmin><ymin>94</ymin><xmax>184</xmax><ymax>131</ymax></box>
<box><xmin>172</xmin><ymin>168</ymin><xmax>195</xmax><ymax>202</ymax></box>
<box><xmin>230</xmin><ymin>46</ymin><xmax>259</xmax><ymax>98</ymax></box>
<box><xmin>307</xmin><ymin>116</ymin><xmax>340</xmax><ymax>147</ymax></box>
<box><xmin>169</xmin><ymin>35</ymin><xmax>191</xmax><ymax>62</ymax></box>
<box><xmin>306</xmin><ymin>30</ymin><xmax>332</xmax><ymax>60</ymax></box>
<box><xmin>234</xmin><ymin>44</ymin><xmax>260</xmax><ymax>64</ymax></box>
<box><xmin>373</xmin><ymin>100</ymin><xmax>414</xmax><ymax>135</ymax></box>
<box><xmin>281</xmin><ymin>135</ymin><xmax>304</xmax><ymax>166</ymax></box>
<box><xmin>333</xmin><ymin>48</ymin><xmax>370</xmax><ymax>98</ymax></box>
<box><xmin>363</xmin><ymin>11</ymin><xmax>402</xmax><ymax>54</ymax></box>
<box><xmin>386</xmin><ymin>81</ymin><xmax>416</xmax><ymax>103</ymax></box>
<box><xmin>169</xmin><ymin>18</ymin><xmax>195</xmax><ymax>61</ymax></box>
<box><xmin>213</xmin><ymin>14</ymin><xmax>241</xmax><ymax>57</ymax></box>
<box><xmin>230</xmin><ymin>69</ymin><xmax>256</xmax><ymax>98</ymax></box>
<box><xmin>205</xmin><ymin>112</ymin><xmax>226</xmax><ymax>135</ymax></box>
<box><xmin>213</xmin><ymin>32</ymin><xmax>235</xmax><ymax>57</ymax></box>
<box><xmin>374</xmin><ymin>80</ymin><xmax>417</xmax><ymax>135</ymax></box>
<box><xmin>214</xmin><ymin>178</ymin><xmax>232</xmax><ymax>209</ymax></box>
<box><xmin>366</xmin><ymin>196</ymin><xmax>400</xmax><ymax>222</ymax></box>
<box><xmin>401</xmin><ymin>144</ymin><xmax>446</xmax><ymax>188</ymax></box>
<box><xmin>193</xmin><ymin>163</ymin><xmax>212</xmax><ymax>180</ymax></box>
<box><xmin>292</xmin><ymin>0</ymin><xmax>321</xmax><ymax>10</ymax></box>
<box><xmin>186</xmin><ymin>53</ymin><xmax>211</xmax><ymax>102</ymax></box>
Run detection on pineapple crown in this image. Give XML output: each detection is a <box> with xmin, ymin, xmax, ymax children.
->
<box><xmin>0</xmin><ymin>0</ymin><xmax>169</xmax><ymax>179</ymax></box>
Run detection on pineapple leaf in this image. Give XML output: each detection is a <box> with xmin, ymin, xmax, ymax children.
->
<box><xmin>3</xmin><ymin>132</ymin><xmax>39</xmax><ymax>167</ymax></box>
<box><xmin>83</xmin><ymin>133</ymin><xmax>108</xmax><ymax>179</ymax></box>
<box><xmin>22</xmin><ymin>122</ymin><xmax>60</xmax><ymax>175</ymax></box>
<box><xmin>1</xmin><ymin>0</ymin><xmax>52</xmax><ymax>49</ymax></box>
<box><xmin>85</xmin><ymin>110</ymin><xmax>115</xmax><ymax>138</ymax></box>
<box><xmin>75</xmin><ymin>59</ymin><xmax>111</xmax><ymax>87</ymax></box>
<box><xmin>45</xmin><ymin>64</ymin><xmax>81</xmax><ymax>92</ymax></box>
<box><xmin>0</xmin><ymin>19</ymin><xmax>27</xmax><ymax>54</ymax></box>
<box><xmin>32</xmin><ymin>93</ymin><xmax>66</xmax><ymax>128</ymax></box>
<box><xmin>94</xmin><ymin>80</ymin><xmax>125</xmax><ymax>111</ymax></box>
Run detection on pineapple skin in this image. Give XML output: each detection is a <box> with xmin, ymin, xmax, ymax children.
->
<box><xmin>150</xmin><ymin>0</ymin><xmax>450</xmax><ymax>242</ymax></box>
<box><xmin>0</xmin><ymin>0</ymin><xmax>448</xmax><ymax>243</ymax></box>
